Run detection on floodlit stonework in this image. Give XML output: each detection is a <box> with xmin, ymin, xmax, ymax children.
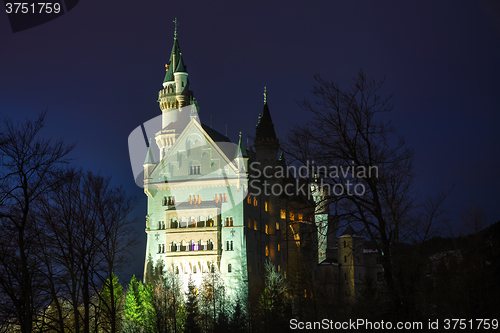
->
<box><xmin>142</xmin><ymin>27</ymin><xmax>382</xmax><ymax>300</ymax></box>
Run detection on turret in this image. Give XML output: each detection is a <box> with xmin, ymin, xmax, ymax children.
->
<box><xmin>143</xmin><ymin>140</ymin><xmax>157</xmax><ymax>181</ymax></box>
<box><xmin>155</xmin><ymin>18</ymin><xmax>197</xmax><ymax>160</ymax></box>
<box><xmin>234</xmin><ymin>132</ymin><xmax>249</xmax><ymax>173</ymax></box>
<box><xmin>157</xmin><ymin>18</ymin><xmax>194</xmax><ymax>129</ymax></box>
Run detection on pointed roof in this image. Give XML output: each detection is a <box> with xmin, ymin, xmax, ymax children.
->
<box><xmin>340</xmin><ymin>225</ymin><xmax>357</xmax><ymax>237</ymax></box>
<box><xmin>176</xmin><ymin>53</ymin><xmax>187</xmax><ymax>72</ymax></box>
<box><xmin>163</xmin><ymin>23</ymin><xmax>188</xmax><ymax>83</ymax></box>
<box><xmin>255</xmin><ymin>103</ymin><xmax>277</xmax><ymax>142</ymax></box>
<box><xmin>234</xmin><ymin>132</ymin><xmax>248</xmax><ymax>159</ymax></box>
<box><xmin>144</xmin><ymin>141</ymin><xmax>157</xmax><ymax>165</ymax></box>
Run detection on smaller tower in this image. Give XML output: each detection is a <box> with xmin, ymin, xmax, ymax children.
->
<box><xmin>234</xmin><ymin>132</ymin><xmax>249</xmax><ymax>174</ymax></box>
<box><xmin>338</xmin><ymin>226</ymin><xmax>365</xmax><ymax>303</ymax></box>
<box><xmin>143</xmin><ymin>140</ymin><xmax>157</xmax><ymax>183</ymax></box>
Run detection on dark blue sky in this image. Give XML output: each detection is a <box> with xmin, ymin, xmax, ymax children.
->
<box><xmin>1</xmin><ymin>0</ymin><xmax>499</xmax><ymax>278</ymax></box>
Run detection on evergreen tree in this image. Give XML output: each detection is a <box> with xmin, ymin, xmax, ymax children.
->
<box><xmin>184</xmin><ymin>276</ymin><xmax>200</xmax><ymax>333</ymax></box>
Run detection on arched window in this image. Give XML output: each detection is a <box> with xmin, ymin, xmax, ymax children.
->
<box><xmin>265</xmin><ymin>245</ymin><xmax>269</xmax><ymax>256</ymax></box>
<box><xmin>207</xmin><ymin>239</ymin><xmax>214</xmax><ymax>251</ymax></box>
<box><xmin>343</xmin><ymin>240</ymin><xmax>346</xmax><ymax>248</ymax></box>
<box><xmin>253</xmin><ymin>197</ymin><xmax>258</xmax><ymax>206</ymax></box>
<box><xmin>344</xmin><ymin>255</ymin><xmax>347</xmax><ymax>263</ymax></box>
<box><xmin>228</xmin><ymin>264</ymin><xmax>232</xmax><ymax>273</ymax></box>
<box><xmin>230</xmin><ymin>217</ymin><xmax>233</xmax><ymax>227</ymax></box>
<box><xmin>175</xmin><ymin>266</ymin><xmax>179</xmax><ymax>274</ymax></box>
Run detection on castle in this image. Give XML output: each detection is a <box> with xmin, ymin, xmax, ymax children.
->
<box><xmin>141</xmin><ymin>25</ymin><xmax>383</xmax><ymax>302</ymax></box>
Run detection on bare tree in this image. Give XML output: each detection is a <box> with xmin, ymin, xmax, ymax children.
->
<box><xmin>285</xmin><ymin>71</ymin><xmax>441</xmax><ymax>317</ymax></box>
<box><xmin>0</xmin><ymin>112</ymin><xmax>73</xmax><ymax>333</ymax></box>
<box><xmin>37</xmin><ymin>170</ymin><xmax>136</xmax><ymax>333</ymax></box>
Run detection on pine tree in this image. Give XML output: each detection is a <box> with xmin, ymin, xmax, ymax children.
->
<box><xmin>184</xmin><ymin>276</ymin><xmax>200</xmax><ymax>333</ymax></box>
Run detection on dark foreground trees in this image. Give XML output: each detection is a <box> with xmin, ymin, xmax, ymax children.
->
<box><xmin>0</xmin><ymin>113</ymin><xmax>136</xmax><ymax>333</ymax></box>
<box><xmin>0</xmin><ymin>112</ymin><xmax>73</xmax><ymax>333</ymax></box>
<box><xmin>37</xmin><ymin>169</ymin><xmax>136</xmax><ymax>333</ymax></box>
<box><xmin>285</xmin><ymin>70</ymin><xmax>446</xmax><ymax>319</ymax></box>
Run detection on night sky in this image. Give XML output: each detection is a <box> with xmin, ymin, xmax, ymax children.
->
<box><xmin>1</xmin><ymin>0</ymin><xmax>499</xmax><ymax>279</ymax></box>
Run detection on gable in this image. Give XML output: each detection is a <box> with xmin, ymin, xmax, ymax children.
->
<box><xmin>150</xmin><ymin>119</ymin><xmax>239</xmax><ymax>183</ymax></box>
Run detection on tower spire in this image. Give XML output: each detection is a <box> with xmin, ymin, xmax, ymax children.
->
<box><xmin>263</xmin><ymin>86</ymin><xmax>267</xmax><ymax>104</ymax></box>
<box><xmin>173</xmin><ymin>17</ymin><xmax>179</xmax><ymax>40</ymax></box>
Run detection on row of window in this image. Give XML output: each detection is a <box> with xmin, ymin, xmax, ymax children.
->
<box><xmin>189</xmin><ymin>165</ymin><xmax>201</xmax><ymax>175</ymax></box>
<box><xmin>160</xmin><ymin>240</ymin><xmax>215</xmax><ymax>253</ymax></box>
<box><xmin>162</xmin><ymin>193</ymin><xmax>228</xmax><ymax>206</ymax></box>
<box><xmin>247</xmin><ymin>219</ymin><xmax>280</xmax><ymax>233</ymax></box>
<box><xmin>162</xmin><ymin>196</ymin><xmax>175</xmax><ymax>206</ymax></box>
<box><xmin>171</xmin><ymin>263</ymin><xmax>233</xmax><ymax>275</ymax></box>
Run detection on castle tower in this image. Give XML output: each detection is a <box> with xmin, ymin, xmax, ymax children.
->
<box><xmin>156</xmin><ymin>18</ymin><xmax>197</xmax><ymax>160</ymax></box>
<box><xmin>338</xmin><ymin>225</ymin><xmax>365</xmax><ymax>302</ymax></box>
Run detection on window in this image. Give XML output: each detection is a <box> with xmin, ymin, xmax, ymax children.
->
<box><xmin>193</xmin><ymin>265</ymin><xmax>197</xmax><ymax>273</ymax></box>
<box><xmin>163</xmin><ymin>196</ymin><xmax>175</xmax><ymax>206</ymax></box>
<box><xmin>228</xmin><ymin>264</ymin><xmax>232</xmax><ymax>273</ymax></box>
<box><xmin>248</xmin><ymin>218</ymin><xmax>251</xmax><ymax>228</ymax></box>
<box><xmin>280</xmin><ymin>209</ymin><xmax>286</xmax><ymax>219</ymax></box>
<box><xmin>175</xmin><ymin>267</ymin><xmax>179</xmax><ymax>274</ymax></box>
<box><xmin>298</xmin><ymin>213</ymin><xmax>303</xmax><ymax>221</ymax></box>
<box><xmin>265</xmin><ymin>245</ymin><xmax>269</xmax><ymax>256</ymax></box>
<box><xmin>265</xmin><ymin>201</ymin><xmax>268</xmax><ymax>211</ymax></box>
<box><xmin>190</xmin><ymin>195</ymin><xmax>201</xmax><ymax>205</ymax></box>
<box><xmin>276</xmin><ymin>222</ymin><xmax>280</xmax><ymax>230</ymax></box>
<box><xmin>265</xmin><ymin>224</ymin><xmax>269</xmax><ymax>234</ymax></box>
<box><xmin>344</xmin><ymin>255</ymin><xmax>347</xmax><ymax>263</ymax></box>
<box><xmin>253</xmin><ymin>197</ymin><xmax>258</xmax><ymax>206</ymax></box>
<box><xmin>158</xmin><ymin>244</ymin><xmax>165</xmax><ymax>253</ymax></box>
<box><xmin>216</xmin><ymin>193</ymin><xmax>227</xmax><ymax>203</ymax></box>
<box><xmin>289</xmin><ymin>212</ymin><xmax>294</xmax><ymax>221</ymax></box>
<box><xmin>377</xmin><ymin>272</ymin><xmax>384</xmax><ymax>282</ymax></box>
<box><xmin>225</xmin><ymin>217</ymin><xmax>234</xmax><ymax>227</ymax></box>
<box><xmin>277</xmin><ymin>265</ymin><xmax>281</xmax><ymax>272</ymax></box>
<box><xmin>254</xmin><ymin>220</ymin><xmax>257</xmax><ymax>230</ymax></box>
<box><xmin>343</xmin><ymin>240</ymin><xmax>346</xmax><ymax>248</ymax></box>
<box><xmin>211</xmin><ymin>265</ymin><xmax>215</xmax><ymax>273</ymax></box>
<box><xmin>344</xmin><ymin>272</ymin><xmax>347</xmax><ymax>281</ymax></box>
<box><xmin>207</xmin><ymin>239</ymin><xmax>214</xmax><ymax>250</ymax></box>
<box><xmin>226</xmin><ymin>240</ymin><xmax>234</xmax><ymax>251</ymax></box>
<box><xmin>278</xmin><ymin>244</ymin><xmax>280</xmax><ymax>251</ymax></box>
<box><xmin>189</xmin><ymin>165</ymin><xmax>201</xmax><ymax>175</ymax></box>
<box><xmin>247</xmin><ymin>195</ymin><xmax>251</xmax><ymax>204</ymax></box>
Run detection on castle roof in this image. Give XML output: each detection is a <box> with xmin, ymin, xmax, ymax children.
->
<box><xmin>255</xmin><ymin>102</ymin><xmax>278</xmax><ymax>142</ymax></box>
<box><xmin>163</xmin><ymin>33</ymin><xmax>188</xmax><ymax>83</ymax></box>
<box><xmin>144</xmin><ymin>141</ymin><xmax>157</xmax><ymax>165</ymax></box>
<box><xmin>340</xmin><ymin>225</ymin><xmax>357</xmax><ymax>237</ymax></box>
